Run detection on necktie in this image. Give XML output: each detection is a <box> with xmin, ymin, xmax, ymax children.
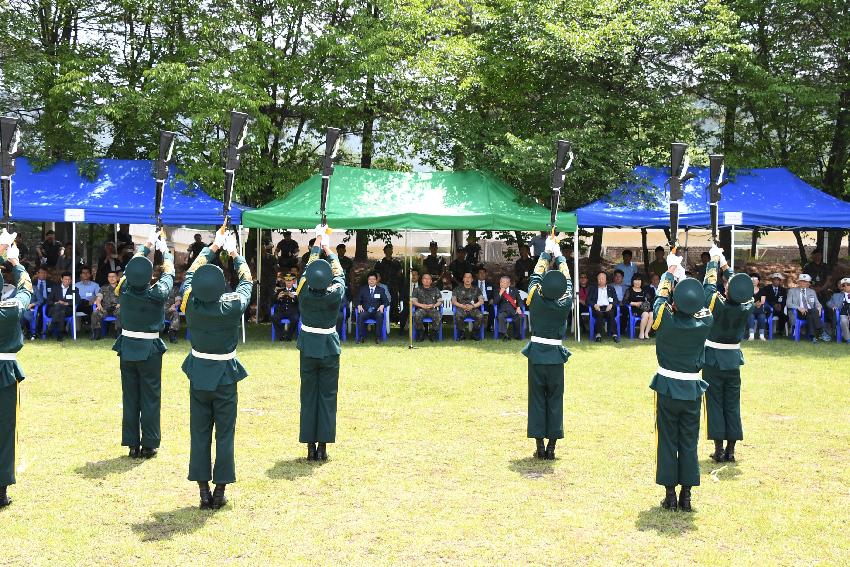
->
<box><xmin>370</xmin><ymin>287</ymin><xmax>375</xmax><ymax>296</ymax></box>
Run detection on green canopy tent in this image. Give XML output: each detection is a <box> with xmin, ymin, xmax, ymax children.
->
<box><xmin>242</xmin><ymin>166</ymin><xmax>577</xmax><ymax>232</ymax></box>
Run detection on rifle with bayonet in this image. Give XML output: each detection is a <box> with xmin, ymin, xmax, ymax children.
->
<box><xmin>549</xmin><ymin>140</ymin><xmax>574</xmax><ymax>236</ymax></box>
<box><xmin>320</xmin><ymin>127</ymin><xmax>342</xmax><ymax>226</ymax></box>
<box><xmin>667</xmin><ymin>142</ymin><xmax>695</xmax><ymax>252</ymax></box>
<box><xmin>708</xmin><ymin>154</ymin><xmax>729</xmax><ymax>246</ymax></box>
<box><xmin>154</xmin><ymin>130</ymin><xmax>176</xmax><ymax>230</ymax></box>
<box><xmin>0</xmin><ymin>116</ymin><xmax>22</xmax><ymax>232</ymax></box>
<box><xmin>222</xmin><ymin>111</ymin><xmax>249</xmax><ymax>234</ymax></box>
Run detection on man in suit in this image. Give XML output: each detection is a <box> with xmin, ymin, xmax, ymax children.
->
<box><xmin>827</xmin><ymin>277</ymin><xmax>850</xmax><ymax>342</ymax></box>
<box><xmin>47</xmin><ymin>271</ymin><xmax>81</xmax><ymax>340</ymax></box>
<box><xmin>494</xmin><ymin>275</ymin><xmax>523</xmax><ymax>340</ymax></box>
<box><xmin>357</xmin><ymin>272</ymin><xmax>387</xmax><ymax>343</ymax></box>
<box><xmin>587</xmin><ymin>271</ymin><xmax>620</xmax><ymax>342</ymax></box>
<box><xmin>22</xmin><ymin>266</ymin><xmax>51</xmax><ymax>339</ymax></box>
<box><xmin>760</xmin><ymin>273</ymin><xmax>788</xmax><ymax>336</ymax></box>
<box><xmin>787</xmin><ymin>273</ymin><xmax>829</xmax><ymax>342</ymax></box>
<box><xmin>181</xmin><ymin>227</ymin><xmax>251</xmax><ymax>509</ymax></box>
<box><xmin>475</xmin><ymin>266</ymin><xmax>494</xmax><ymax>331</ymax></box>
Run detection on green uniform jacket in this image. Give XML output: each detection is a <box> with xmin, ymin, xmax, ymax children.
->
<box><xmin>649</xmin><ymin>271</ymin><xmax>713</xmax><ymax>400</ymax></box>
<box><xmin>297</xmin><ymin>246</ymin><xmax>346</xmax><ymax>359</ymax></box>
<box><xmin>112</xmin><ymin>245</ymin><xmax>174</xmax><ymax>361</ymax></box>
<box><xmin>0</xmin><ymin>264</ymin><xmax>32</xmax><ymax>387</ymax></box>
<box><xmin>521</xmin><ymin>252</ymin><xmax>573</xmax><ymax>364</ymax></box>
<box><xmin>703</xmin><ymin>261</ymin><xmax>754</xmax><ymax>370</ymax></box>
<box><xmin>181</xmin><ymin>248</ymin><xmax>252</xmax><ymax>391</ymax></box>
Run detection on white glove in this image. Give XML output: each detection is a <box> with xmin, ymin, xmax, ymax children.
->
<box><xmin>314</xmin><ymin>224</ymin><xmax>331</xmax><ymax>239</ymax></box>
<box><xmin>708</xmin><ymin>245</ymin><xmax>724</xmax><ymax>260</ymax></box>
<box><xmin>6</xmin><ymin>243</ymin><xmax>19</xmax><ymax>260</ymax></box>
<box><xmin>147</xmin><ymin>228</ymin><xmax>162</xmax><ymax>246</ymax></box>
<box><xmin>0</xmin><ymin>229</ymin><xmax>17</xmax><ymax>246</ymax></box>
<box><xmin>666</xmin><ymin>253</ymin><xmax>683</xmax><ymax>268</ymax></box>
<box><xmin>544</xmin><ymin>236</ymin><xmax>560</xmax><ymax>256</ymax></box>
<box><xmin>223</xmin><ymin>232</ymin><xmax>238</xmax><ymax>254</ymax></box>
<box><xmin>718</xmin><ymin>254</ymin><xmax>728</xmax><ymax>267</ymax></box>
<box><xmin>154</xmin><ymin>236</ymin><xmax>168</xmax><ymax>253</ymax></box>
<box><xmin>673</xmin><ymin>265</ymin><xmax>686</xmax><ymax>282</ymax></box>
<box><xmin>213</xmin><ymin>228</ymin><xmax>228</xmax><ymax>248</ymax></box>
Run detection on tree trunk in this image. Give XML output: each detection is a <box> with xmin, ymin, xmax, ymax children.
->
<box><xmin>588</xmin><ymin>227</ymin><xmax>603</xmax><ymax>263</ymax></box>
<box><xmin>354</xmin><ymin>72</ymin><xmax>376</xmax><ymax>261</ymax></box>
<box><xmin>641</xmin><ymin>228</ymin><xmax>649</xmax><ymax>271</ymax></box>
<box><xmin>816</xmin><ymin>229</ymin><xmax>824</xmax><ymax>252</ymax></box>
<box><xmin>719</xmin><ymin>227</ymin><xmax>732</xmax><ymax>260</ymax></box>
<box><xmin>793</xmin><ymin>230</ymin><xmax>807</xmax><ymax>265</ymax></box>
<box><xmin>750</xmin><ymin>229</ymin><xmax>759</xmax><ymax>257</ymax></box>
<box><xmin>827</xmin><ymin>229</ymin><xmax>843</xmax><ymax>266</ymax></box>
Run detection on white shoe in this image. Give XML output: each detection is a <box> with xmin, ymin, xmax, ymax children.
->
<box><xmin>749</xmin><ymin>332</ymin><xmax>754</xmax><ymax>341</ymax></box>
<box><xmin>759</xmin><ymin>335</ymin><xmax>766</xmax><ymax>341</ymax></box>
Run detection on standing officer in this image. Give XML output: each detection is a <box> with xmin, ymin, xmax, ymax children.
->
<box><xmin>702</xmin><ymin>245</ymin><xmax>754</xmax><ymax>463</ymax></box>
<box><xmin>0</xmin><ymin>235</ymin><xmax>32</xmax><ymax>508</ymax></box>
<box><xmin>272</xmin><ymin>273</ymin><xmax>299</xmax><ymax>341</ymax></box>
<box><xmin>650</xmin><ymin>253</ymin><xmax>713</xmax><ymax>512</ymax></box>
<box><xmin>297</xmin><ymin>225</ymin><xmax>346</xmax><ymax>461</ymax></box>
<box><xmin>374</xmin><ymin>243</ymin><xmax>402</xmax><ymax>324</ymax></box>
<box><xmin>522</xmin><ymin>236</ymin><xmax>572</xmax><ymax>460</ymax></box>
<box><xmin>181</xmin><ymin>227</ymin><xmax>251</xmax><ymax>509</ymax></box>
<box><xmin>423</xmin><ymin>241</ymin><xmax>445</xmax><ymax>277</ymax></box>
<box><xmin>113</xmin><ymin>229</ymin><xmax>173</xmax><ymax>459</ymax></box>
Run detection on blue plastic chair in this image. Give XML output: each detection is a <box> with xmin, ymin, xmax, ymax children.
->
<box><xmin>411</xmin><ymin>304</ymin><xmax>443</xmax><ymax>341</ymax></box>
<box><xmin>452</xmin><ymin>304</ymin><xmax>486</xmax><ymax>341</ymax></box>
<box><xmin>93</xmin><ymin>304</ymin><xmax>119</xmax><ymax>337</ymax></box>
<box><xmin>355</xmin><ymin>307</ymin><xmax>389</xmax><ymax>342</ymax></box>
<box><xmin>336</xmin><ymin>302</ymin><xmax>348</xmax><ymax>342</ymax></box>
<box><xmin>835</xmin><ymin>308</ymin><xmax>843</xmax><ymax>343</ymax></box>
<box><xmin>270</xmin><ymin>303</ymin><xmax>300</xmax><ymax>342</ymax></box>
<box><xmin>588</xmin><ymin>306</ymin><xmax>621</xmax><ymax>339</ymax></box>
<box><xmin>41</xmin><ymin>303</ymin><xmax>76</xmax><ymax>339</ymax></box>
<box><xmin>626</xmin><ymin>306</ymin><xmax>642</xmax><ymax>339</ymax></box>
<box><xmin>790</xmin><ymin>308</ymin><xmax>825</xmax><ymax>342</ymax></box>
<box><xmin>492</xmin><ymin>304</ymin><xmax>525</xmax><ymax>339</ymax></box>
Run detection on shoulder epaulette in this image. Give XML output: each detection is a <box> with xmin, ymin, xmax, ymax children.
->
<box><xmin>0</xmin><ymin>299</ymin><xmax>19</xmax><ymax>308</ymax></box>
<box><xmin>220</xmin><ymin>292</ymin><xmax>240</xmax><ymax>302</ymax></box>
<box><xmin>327</xmin><ymin>283</ymin><xmax>342</xmax><ymax>293</ymax></box>
<box><xmin>694</xmin><ymin>307</ymin><xmax>712</xmax><ymax>319</ymax></box>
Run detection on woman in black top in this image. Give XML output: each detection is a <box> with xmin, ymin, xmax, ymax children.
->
<box><xmin>624</xmin><ymin>273</ymin><xmax>654</xmax><ymax>339</ymax></box>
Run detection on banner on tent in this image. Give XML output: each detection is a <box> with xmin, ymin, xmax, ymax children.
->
<box><xmin>64</xmin><ymin>208</ymin><xmax>85</xmax><ymax>222</ymax></box>
<box><xmin>724</xmin><ymin>211</ymin><xmax>743</xmax><ymax>225</ymax></box>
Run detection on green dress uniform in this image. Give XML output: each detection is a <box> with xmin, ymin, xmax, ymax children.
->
<box><xmin>297</xmin><ymin>246</ymin><xmax>346</xmax><ymax>451</ymax></box>
<box><xmin>521</xmin><ymin>251</ymin><xmax>572</xmax><ymax>458</ymax></box>
<box><xmin>112</xmin><ymin>245</ymin><xmax>174</xmax><ymax>452</ymax></box>
<box><xmin>182</xmin><ymin>248</ymin><xmax>252</xmax><ymax>486</ymax></box>
<box><xmin>649</xmin><ymin>271</ymin><xmax>714</xmax><ymax>509</ymax></box>
<box><xmin>0</xmin><ymin>263</ymin><xmax>32</xmax><ymax>503</ymax></box>
<box><xmin>702</xmin><ymin>263</ymin><xmax>755</xmax><ymax>459</ymax></box>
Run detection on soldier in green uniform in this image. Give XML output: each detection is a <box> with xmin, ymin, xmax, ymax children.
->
<box><xmin>0</xmin><ymin>236</ymin><xmax>32</xmax><ymax>508</ymax></box>
<box><xmin>91</xmin><ymin>270</ymin><xmax>121</xmax><ymax>339</ymax></box>
<box><xmin>297</xmin><ymin>225</ymin><xmax>346</xmax><ymax>461</ymax></box>
<box><xmin>411</xmin><ymin>273</ymin><xmax>443</xmax><ymax>341</ymax></box>
<box><xmin>702</xmin><ymin>245</ymin><xmax>754</xmax><ymax>463</ymax></box>
<box><xmin>113</xmin><ymin>229</ymin><xmax>174</xmax><ymax>459</ymax></box>
<box><xmin>650</xmin><ymin>253</ymin><xmax>714</xmax><ymax>512</ymax></box>
<box><xmin>522</xmin><ymin>236</ymin><xmax>572</xmax><ymax>460</ymax></box>
<box><xmin>181</xmin><ymin>228</ymin><xmax>251</xmax><ymax>509</ymax></box>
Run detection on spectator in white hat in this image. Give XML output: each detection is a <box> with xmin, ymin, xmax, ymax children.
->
<box><xmin>786</xmin><ymin>273</ymin><xmax>829</xmax><ymax>342</ymax></box>
<box><xmin>759</xmin><ymin>273</ymin><xmax>788</xmax><ymax>336</ymax></box>
<box><xmin>826</xmin><ymin>277</ymin><xmax>850</xmax><ymax>342</ymax></box>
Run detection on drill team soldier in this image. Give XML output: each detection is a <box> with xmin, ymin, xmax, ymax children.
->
<box><xmin>113</xmin><ymin>229</ymin><xmax>174</xmax><ymax>459</ymax></box>
<box><xmin>0</xmin><ymin>235</ymin><xmax>32</xmax><ymax>508</ymax></box>
<box><xmin>297</xmin><ymin>225</ymin><xmax>346</xmax><ymax>461</ymax></box>
<box><xmin>650</xmin><ymin>253</ymin><xmax>714</xmax><ymax>512</ymax></box>
<box><xmin>702</xmin><ymin>245</ymin><xmax>754</xmax><ymax>463</ymax></box>
<box><xmin>181</xmin><ymin>227</ymin><xmax>252</xmax><ymax>509</ymax></box>
<box><xmin>523</xmin><ymin>236</ymin><xmax>573</xmax><ymax>460</ymax></box>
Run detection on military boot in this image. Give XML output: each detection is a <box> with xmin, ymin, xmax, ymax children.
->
<box><xmin>168</xmin><ymin>329</ymin><xmax>177</xmax><ymax>343</ymax></box>
<box><xmin>534</xmin><ymin>438</ymin><xmax>546</xmax><ymax>459</ymax></box>
<box><xmin>661</xmin><ymin>486</ymin><xmax>677</xmax><ymax>510</ymax></box>
<box><xmin>724</xmin><ymin>440</ymin><xmax>736</xmax><ymax>462</ymax></box>
<box><xmin>0</xmin><ymin>485</ymin><xmax>10</xmax><ymax>507</ymax></box>
<box><xmin>198</xmin><ymin>481</ymin><xmax>213</xmax><ymax>510</ymax></box>
<box><xmin>317</xmin><ymin>442</ymin><xmax>328</xmax><ymax>461</ymax></box>
<box><xmin>678</xmin><ymin>486</ymin><xmax>693</xmax><ymax>512</ymax></box>
<box><xmin>710</xmin><ymin>440</ymin><xmax>725</xmax><ymax>462</ymax></box>
<box><xmin>128</xmin><ymin>445</ymin><xmax>141</xmax><ymax>458</ymax></box>
<box><xmin>545</xmin><ymin>438</ymin><xmax>557</xmax><ymax>460</ymax></box>
<box><xmin>307</xmin><ymin>442</ymin><xmax>317</xmax><ymax>461</ymax></box>
<box><xmin>212</xmin><ymin>484</ymin><xmax>228</xmax><ymax>509</ymax></box>
<box><xmin>140</xmin><ymin>447</ymin><xmax>158</xmax><ymax>459</ymax></box>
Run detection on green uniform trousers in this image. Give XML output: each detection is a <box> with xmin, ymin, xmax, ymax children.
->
<box><xmin>0</xmin><ymin>382</ymin><xmax>17</xmax><ymax>487</ymax></box>
<box><xmin>188</xmin><ymin>382</ymin><xmax>238</xmax><ymax>485</ymax></box>
<box><xmin>655</xmin><ymin>393</ymin><xmax>701</xmax><ymax>487</ymax></box>
<box><xmin>299</xmin><ymin>354</ymin><xmax>340</xmax><ymax>443</ymax></box>
<box><xmin>703</xmin><ymin>366</ymin><xmax>743</xmax><ymax>441</ymax></box>
<box><xmin>527</xmin><ymin>362</ymin><xmax>564</xmax><ymax>440</ymax></box>
<box><xmin>120</xmin><ymin>354</ymin><xmax>163</xmax><ymax>448</ymax></box>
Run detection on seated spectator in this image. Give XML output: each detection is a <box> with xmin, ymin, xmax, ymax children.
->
<box><xmin>163</xmin><ymin>277</ymin><xmax>182</xmax><ymax>343</ymax></box>
<box><xmin>624</xmin><ymin>273</ymin><xmax>654</xmax><ymax>339</ymax></box>
<box><xmin>91</xmin><ymin>271</ymin><xmax>121</xmax><ymax>340</ymax></box>
<box><xmin>649</xmin><ymin>273</ymin><xmax>661</xmax><ymax>293</ymax></box>
<box><xmin>448</xmin><ymin>248</ymin><xmax>470</xmax><ymax>285</ymax></box>
<box><xmin>23</xmin><ymin>266</ymin><xmax>52</xmax><ymax>339</ymax></box>
<box><xmin>694</xmin><ymin>251</ymin><xmax>711</xmax><ymax>282</ymax></box>
<box><xmin>587</xmin><ymin>271</ymin><xmax>619</xmax><ymax>342</ymax></box>
<box><xmin>577</xmin><ymin>272</ymin><xmax>589</xmax><ymax>312</ymax></box>
<box><xmin>514</xmin><ymin>244</ymin><xmax>535</xmax><ymax>291</ymax></box>
<box><xmin>423</xmin><ymin>241</ymin><xmax>445</xmax><ymax>277</ymax></box>
<box><xmin>749</xmin><ymin>274</ymin><xmax>768</xmax><ymax>341</ymax></box>
<box><xmin>47</xmin><ymin>271</ymin><xmax>80</xmax><ymax>340</ymax></box>
<box><xmin>411</xmin><ymin>273</ymin><xmax>443</xmax><ymax>341</ymax></box>
<box><xmin>827</xmin><ymin>277</ymin><xmax>850</xmax><ymax>343</ymax></box>
<box><xmin>357</xmin><ymin>273</ymin><xmax>388</xmax><ymax>344</ymax></box>
<box><xmin>464</xmin><ymin>235</ymin><xmax>481</xmax><ymax>266</ymax></box>
<box><xmin>611</xmin><ymin>269</ymin><xmax>627</xmax><ymax>330</ymax></box>
<box><xmin>493</xmin><ymin>275</ymin><xmax>522</xmax><ymax>340</ymax></box>
<box><xmin>475</xmin><ymin>266</ymin><xmax>494</xmax><ymax>331</ymax></box>
<box><xmin>787</xmin><ymin>273</ymin><xmax>829</xmax><ymax>343</ymax></box>
<box><xmin>615</xmin><ymin>250</ymin><xmax>638</xmax><ymax>287</ymax></box>
<box><xmin>803</xmin><ymin>248</ymin><xmax>832</xmax><ymax>303</ymax></box>
<box><xmin>75</xmin><ymin>266</ymin><xmax>100</xmax><ymax>321</ymax></box>
<box><xmin>647</xmin><ymin>246</ymin><xmax>667</xmax><ymax>279</ymax></box>
<box><xmin>761</xmin><ymin>272</ymin><xmax>788</xmax><ymax>336</ymax></box>
<box><xmin>451</xmin><ymin>271</ymin><xmax>484</xmax><ymax>340</ymax></box>
<box><xmin>439</xmin><ymin>270</ymin><xmax>454</xmax><ymax>291</ymax></box>
<box><xmin>272</xmin><ymin>272</ymin><xmax>299</xmax><ymax>342</ymax></box>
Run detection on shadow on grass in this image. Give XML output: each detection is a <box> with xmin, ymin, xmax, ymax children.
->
<box><xmin>635</xmin><ymin>506</ymin><xmax>697</xmax><ymax>536</ymax></box>
<box><xmin>132</xmin><ymin>506</ymin><xmax>213</xmax><ymax>542</ymax></box>
<box><xmin>701</xmin><ymin>460</ymin><xmax>743</xmax><ymax>482</ymax></box>
<box><xmin>508</xmin><ymin>456</ymin><xmax>554</xmax><ymax>479</ymax></box>
<box><xmin>267</xmin><ymin>458</ymin><xmax>325</xmax><ymax>480</ymax></box>
<box><xmin>74</xmin><ymin>456</ymin><xmax>144</xmax><ymax>479</ymax></box>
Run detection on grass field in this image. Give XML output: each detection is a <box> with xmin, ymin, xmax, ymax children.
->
<box><xmin>2</xmin><ymin>327</ymin><xmax>849</xmax><ymax>566</ymax></box>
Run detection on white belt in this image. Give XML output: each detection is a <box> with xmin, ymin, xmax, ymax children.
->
<box><xmin>530</xmin><ymin>336</ymin><xmax>562</xmax><ymax>346</ymax></box>
<box><xmin>0</xmin><ymin>353</ymin><xmax>16</xmax><ymax>361</ymax></box>
<box><xmin>705</xmin><ymin>340</ymin><xmax>740</xmax><ymax>350</ymax></box>
<box><xmin>656</xmin><ymin>367</ymin><xmax>701</xmax><ymax>381</ymax></box>
<box><xmin>191</xmin><ymin>349</ymin><xmax>236</xmax><ymax>361</ymax></box>
<box><xmin>300</xmin><ymin>324</ymin><xmax>336</xmax><ymax>335</ymax></box>
<box><xmin>121</xmin><ymin>330</ymin><xmax>159</xmax><ymax>340</ymax></box>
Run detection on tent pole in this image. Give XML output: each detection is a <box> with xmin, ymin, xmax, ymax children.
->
<box><xmin>731</xmin><ymin>225</ymin><xmax>736</xmax><ymax>271</ymax></box>
<box><xmin>256</xmin><ymin>227</ymin><xmax>261</xmax><ymax>326</ymax></box>
<box><xmin>114</xmin><ymin>223</ymin><xmax>118</xmax><ymax>247</ymax></box>
<box><xmin>239</xmin><ymin>224</ymin><xmax>246</xmax><ymax>343</ymax></box>
<box><xmin>72</xmin><ymin>222</ymin><xmax>77</xmax><ymax>341</ymax></box>
<box><xmin>574</xmin><ymin>226</ymin><xmax>580</xmax><ymax>342</ymax></box>
<box><xmin>408</xmin><ymin>229</ymin><xmax>413</xmax><ymax>349</ymax></box>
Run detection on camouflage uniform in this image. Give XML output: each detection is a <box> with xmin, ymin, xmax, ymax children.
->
<box><xmin>452</xmin><ymin>285</ymin><xmax>484</xmax><ymax>331</ymax></box>
<box><xmin>165</xmin><ymin>286</ymin><xmax>182</xmax><ymax>332</ymax></box>
<box><xmin>412</xmin><ymin>286</ymin><xmax>443</xmax><ymax>332</ymax></box>
<box><xmin>91</xmin><ymin>283</ymin><xmax>121</xmax><ymax>333</ymax></box>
